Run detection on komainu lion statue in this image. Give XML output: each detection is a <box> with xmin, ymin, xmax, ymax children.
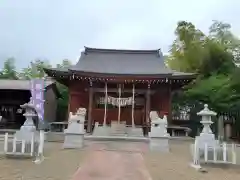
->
<box><xmin>149</xmin><ymin>111</ymin><xmax>168</xmax><ymax>127</ymax></box>
<box><xmin>68</xmin><ymin>108</ymin><xmax>87</xmax><ymax>123</ymax></box>
<box><xmin>149</xmin><ymin>111</ymin><xmax>169</xmax><ymax>137</ymax></box>
<box><xmin>76</xmin><ymin>108</ymin><xmax>87</xmax><ymax>116</ymax></box>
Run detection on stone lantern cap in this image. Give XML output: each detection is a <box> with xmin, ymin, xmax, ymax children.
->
<box><xmin>20</xmin><ymin>102</ymin><xmax>36</xmax><ymax>110</ymax></box>
<box><xmin>197</xmin><ymin>104</ymin><xmax>217</xmax><ymax>116</ymax></box>
<box><xmin>20</xmin><ymin>102</ymin><xmax>38</xmax><ymax>116</ymax></box>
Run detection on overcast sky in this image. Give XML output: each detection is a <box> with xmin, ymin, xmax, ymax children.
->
<box><xmin>0</xmin><ymin>0</ymin><xmax>239</xmax><ymax>69</ymax></box>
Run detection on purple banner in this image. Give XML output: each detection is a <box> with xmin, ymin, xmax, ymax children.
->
<box><xmin>30</xmin><ymin>79</ymin><xmax>45</xmax><ymax>121</ymax></box>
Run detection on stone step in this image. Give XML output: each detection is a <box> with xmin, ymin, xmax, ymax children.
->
<box><xmin>110</xmin><ymin>128</ymin><xmax>126</xmax><ymax>134</ymax></box>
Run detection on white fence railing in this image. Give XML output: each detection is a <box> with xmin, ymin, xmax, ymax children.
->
<box><xmin>192</xmin><ymin>141</ymin><xmax>237</xmax><ymax>168</ymax></box>
<box><xmin>4</xmin><ymin>133</ymin><xmax>35</xmax><ymax>156</ymax></box>
<box><xmin>3</xmin><ymin>131</ymin><xmax>45</xmax><ymax>163</ymax></box>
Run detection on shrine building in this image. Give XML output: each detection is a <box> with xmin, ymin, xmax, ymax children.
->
<box><xmin>44</xmin><ymin>47</ymin><xmax>195</xmax><ymax>134</ymax></box>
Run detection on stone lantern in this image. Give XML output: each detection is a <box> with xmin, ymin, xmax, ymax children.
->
<box><xmin>195</xmin><ymin>104</ymin><xmax>218</xmax><ymax>149</ymax></box>
<box><xmin>14</xmin><ymin>100</ymin><xmax>39</xmax><ymax>142</ymax></box>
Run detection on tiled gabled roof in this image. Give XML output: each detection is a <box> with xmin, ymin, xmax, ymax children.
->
<box><xmin>69</xmin><ymin>47</ymin><xmax>173</xmax><ymax>75</ymax></box>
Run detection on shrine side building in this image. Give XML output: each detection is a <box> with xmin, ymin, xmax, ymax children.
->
<box><xmin>0</xmin><ymin>79</ymin><xmax>60</xmax><ymax>129</ymax></box>
<box><xmin>44</xmin><ymin>47</ymin><xmax>195</xmax><ymax>133</ymax></box>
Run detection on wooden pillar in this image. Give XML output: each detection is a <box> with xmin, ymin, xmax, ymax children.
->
<box><xmin>66</xmin><ymin>92</ymin><xmax>71</xmax><ymax>121</ymax></box>
<box><xmin>103</xmin><ymin>82</ymin><xmax>108</xmax><ymax>126</ymax></box>
<box><xmin>168</xmin><ymin>83</ymin><xmax>172</xmax><ymax>124</ymax></box>
<box><xmin>117</xmin><ymin>84</ymin><xmax>121</xmax><ymax>124</ymax></box>
<box><xmin>145</xmin><ymin>84</ymin><xmax>151</xmax><ymax>129</ymax></box>
<box><xmin>87</xmin><ymin>81</ymin><xmax>93</xmax><ymax>133</ymax></box>
<box><xmin>131</xmin><ymin>84</ymin><xmax>135</xmax><ymax>127</ymax></box>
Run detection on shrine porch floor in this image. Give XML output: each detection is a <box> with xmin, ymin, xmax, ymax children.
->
<box><xmin>0</xmin><ymin>140</ymin><xmax>240</xmax><ymax>180</ymax></box>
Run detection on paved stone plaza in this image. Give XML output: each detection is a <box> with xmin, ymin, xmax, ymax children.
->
<box><xmin>0</xmin><ymin>140</ymin><xmax>240</xmax><ymax>180</ymax></box>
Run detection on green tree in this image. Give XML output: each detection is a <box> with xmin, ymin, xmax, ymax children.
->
<box><xmin>209</xmin><ymin>21</ymin><xmax>240</xmax><ymax>63</ymax></box>
<box><xmin>185</xmin><ymin>74</ymin><xmax>240</xmax><ymax>111</ymax></box>
<box><xmin>167</xmin><ymin>21</ymin><xmax>207</xmax><ymax>73</ymax></box>
<box><xmin>167</xmin><ymin>21</ymin><xmax>236</xmax><ymax>77</ymax></box>
<box><xmin>55</xmin><ymin>59</ymin><xmax>72</xmax><ymax>121</ymax></box>
<box><xmin>200</xmin><ymin>39</ymin><xmax>235</xmax><ymax>77</ymax></box>
<box><xmin>0</xmin><ymin>58</ymin><xmax>18</xmax><ymax>79</ymax></box>
<box><xmin>19</xmin><ymin>59</ymin><xmax>52</xmax><ymax>79</ymax></box>
<box><xmin>168</xmin><ymin>20</ymin><xmax>239</xmax><ymax>114</ymax></box>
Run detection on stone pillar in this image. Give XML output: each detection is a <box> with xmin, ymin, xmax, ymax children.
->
<box><xmin>225</xmin><ymin>123</ymin><xmax>232</xmax><ymax>141</ymax></box>
<box><xmin>217</xmin><ymin>116</ymin><xmax>224</xmax><ymax>142</ymax></box>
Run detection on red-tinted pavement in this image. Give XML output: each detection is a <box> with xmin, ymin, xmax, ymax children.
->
<box><xmin>72</xmin><ymin>142</ymin><xmax>152</xmax><ymax>180</ymax></box>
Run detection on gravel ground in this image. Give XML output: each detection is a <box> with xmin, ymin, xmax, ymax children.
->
<box><xmin>0</xmin><ymin>140</ymin><xmax>240</xmax><ymax>180</ymax></box>
<box><xmin>144</xmin><ymin>140</ymin><xmax>240</xmax><ymax>180</ymax></box>
<box><xmin>0</xmin><ymin>142</ymin><xmax>86</xmax><ymax>180</ymax></box>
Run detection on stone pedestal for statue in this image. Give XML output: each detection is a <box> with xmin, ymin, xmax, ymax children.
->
<box><xmin>195</xmin><ymin>104</ymin><xmax>218</xmax><ymax>149</ymax></box>
<box><xmin>8</xmin><ymin>102</ymin><xmax>39</xmax><ymax>154</ymax></box>
<box><xmin>92</xmin><ymin>122</ymin><xmax>111</xmax><ymax>136</ymax></box>
<box><xmin>63</xmin><ymin>108</ymin><xmax>86</xmax><ymax>149</ymax></box>
<box><xmin>149</xmin><ymin>112</ymin><xmax>170</xmax><ymax>152</ymax></box>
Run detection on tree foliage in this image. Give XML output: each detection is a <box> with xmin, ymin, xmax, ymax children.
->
<box><xmin>167</xmin><ymin>21</ymin><xmax>207</xmax><ymax>73</ymax></box>
<box><xmin>19</xmin><ymin>59</ymin><xmax>52</xmax><ymax>79</ymax></box>
<box><xmin>55</xmin><ymin>59</ymin><xmax>72</xmax><ymax>111</ymax></box>
<box><xmin>0</xmin><ymin>58</ymin><xmax>18</xmax><ymax>79</ymax></box>
<box><xmin>209</xmin><ymin>21</ymin><xmax>240</xmax><ymax>63</ymax></box>
<box><xmin>168</xmin><ymin>20</ymin><xmax>240</xmax><ymax>112</ymax></box>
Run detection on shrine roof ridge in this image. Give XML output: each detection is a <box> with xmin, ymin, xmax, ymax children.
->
<box><xmin>84</xmin><ymin>47</ymin><xmax>162</xmax><ymax>55</ymax></box>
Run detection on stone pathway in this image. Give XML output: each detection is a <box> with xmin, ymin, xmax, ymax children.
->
<box><xmin>72</xmin><ymin>142</ymin><xmax>152</xmax><ymax>180</ymax></box>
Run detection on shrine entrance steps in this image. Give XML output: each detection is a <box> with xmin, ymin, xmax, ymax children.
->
<box><xmin>110</xmin><ymin>121</ymin><xmax>127</xmax><ymax>136</ymax></box>
<box><xmin>90</xmin><ymin>121</ymin><xmax>147</xmax><ymax>142</ymax></box>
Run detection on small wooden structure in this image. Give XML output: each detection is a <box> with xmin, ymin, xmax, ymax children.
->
<box><xmin>0</xmin><ymin>79</ymin><xmax>60</xmax><ymax>129</ymax></box>
<box><xmin>44</xmin><ymin>47</ymin><xmax>195</xmax><ymax>134</ymax></box>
